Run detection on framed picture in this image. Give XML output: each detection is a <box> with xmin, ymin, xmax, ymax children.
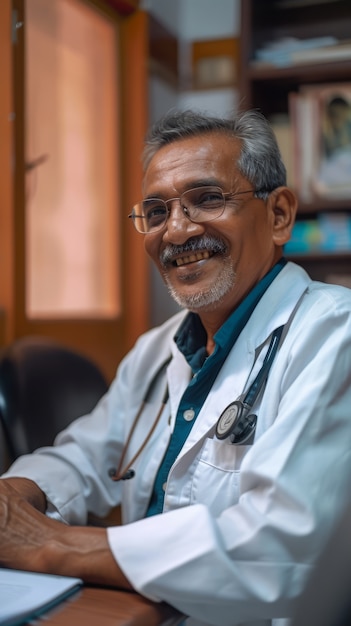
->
<box><xmin>313</xmin><ymin>83</ymin><xmax>351</xmax><ymax>198</ymax></box>
<box><xmin>290</xmin><ymin>83</ymin><xmax>351</xmax><ymax>201</ymax></box>
<box><xmin>191</xmin><ymin>38</ymin><xmax>239</xmax><ymax>89</ymax></box>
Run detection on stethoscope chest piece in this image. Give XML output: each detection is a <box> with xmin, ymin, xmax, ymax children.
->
<box><xmin>215</xmin><ymin>325</ymin><xmax>284</xmax><ymax>445</ymax></box>
<box><xmin>216</xmin><ymin>400</ymin><xmax>257</xmax><ymax>444</ymax></box>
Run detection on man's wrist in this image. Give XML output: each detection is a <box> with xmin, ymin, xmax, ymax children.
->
<box><xmin>45</xmin><ymin>524</ymin><xmax>133</xmax><ymax>589</ymax></box>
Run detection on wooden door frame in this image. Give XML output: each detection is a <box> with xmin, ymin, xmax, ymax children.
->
<box><xmin>1</xmin><ymin>0</ymin><xmax>149</xmax><ymax>381</ymax></box>
<box><xmin>0</xmin><ymin>0</ymin><xmax>15</xmax><ymax>346</ymax></box>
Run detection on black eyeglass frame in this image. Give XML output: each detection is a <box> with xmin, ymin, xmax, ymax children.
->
<box><xmin>128</xmin><ymin>186</ymin><xmax>270</xmax><ymax>234</ymax></box>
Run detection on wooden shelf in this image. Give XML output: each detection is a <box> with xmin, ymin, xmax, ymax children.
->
<box><xmin>298</xmin><ymin>198</ymin><xmax>351</xmax><ymax>214</ymax></box>
<box><xmin>287</xmin><ymin>252</ymin><xmax>351</xmax><ymax>262</ymax></box>
<box><xmin>247</xmin><ymin>60</ymin><xmax>351</xmax><ymax>84</ymax></box>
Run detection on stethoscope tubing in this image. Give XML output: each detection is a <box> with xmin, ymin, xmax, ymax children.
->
<box><xmin>243</xmin><ymin>325</ymin><xmax>284</xmax><ymax>408</ymax></box>
<box><xmin>111</xmin><ymin>357</ymin><xmax>171</xmax><ymax>481</ymax></box>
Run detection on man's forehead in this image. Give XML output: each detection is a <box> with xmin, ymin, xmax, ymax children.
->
<box><xmin>143</xmin><ymin>133</ymin><xmax>241</xmax><ymax>186</ymax></box>
<box><xmin>142</xmin><ymin>132</ymin><xmax>241</xmax><ymax>197</ymax></box>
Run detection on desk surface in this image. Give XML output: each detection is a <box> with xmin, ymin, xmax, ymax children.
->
<box><xmin>37</xmin><ymin>586</ymin><xmax>182</xmax><ymax>626</ymax></box>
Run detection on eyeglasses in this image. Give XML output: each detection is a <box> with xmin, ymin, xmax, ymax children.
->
<box><xmin>128</xmin><ymin>185</ymin><xmax>258</xmax><ymax>234</ymax></box>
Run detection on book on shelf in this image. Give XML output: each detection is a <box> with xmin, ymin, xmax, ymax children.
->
<box><xmin>290</xmin><ymin>39</ymin><xmax>351</xmax><ymax>65</ymax></box>
<box><xmin>289</xmin><ymin>91</ymin><xmax>317</xmax><ymax>202</ymax></box>
<box><xmin>269</xmin><ymin>114</ymin><xmax>295</xmax><ymax>188</ymax></box>
<box><xmin>289</xmin><ymin>82</ymin><xmax>351</xmax><ymax>203</ymax></box>
<box><xmin>252</xmin><ymin>36</ymin><xmax>351</xmax><ymax>69</ymax></box>
<box><xmin>284</xmin><ymin>213</ymin><xmax>351</xmax><ymax>255</ymax></box>
<box><xmin>252</xmin><ymin>35</ymin><xmax>338</xmax><ymax>68</ymax></box>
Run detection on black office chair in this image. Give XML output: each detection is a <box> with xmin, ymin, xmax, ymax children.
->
<box><xmin>291</xmin><ymin>499</ymin><xmax>351</xmax><ymax>626</ymax></box>
<box><xmin>0</xmin><ymin>336</ymin><xmax>109</xmax><ymax>463</ymax></box>
<box><xmin>0</xmin><ymin>416</ymin><xmax>11</xmax><ymax>473</ymax></box>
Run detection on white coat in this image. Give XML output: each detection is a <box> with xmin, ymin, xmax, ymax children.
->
<box><xmin>4</xmin><ymin>262</ymin><xmax>351</xmax><ymax>626</ymax></box>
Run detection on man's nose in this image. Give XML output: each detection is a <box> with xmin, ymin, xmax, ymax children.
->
<box><xmin>162</xmin><ymin>200</ymin><xmax>204</xmax><ymax>245</ymax></box>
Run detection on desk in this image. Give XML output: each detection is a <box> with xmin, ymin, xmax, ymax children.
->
<box><xmin>35</xmin><ymin>586</ymin><xmax>183</xmax><ymax>626</ymax></box>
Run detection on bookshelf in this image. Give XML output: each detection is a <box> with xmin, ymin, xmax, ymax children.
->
<box><xmin>239</xmin><ymin>0</ymin><xmax>351</xmax><ymax>283</ymax></box>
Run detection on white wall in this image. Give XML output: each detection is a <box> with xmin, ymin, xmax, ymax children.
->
<box><xmin>178</xmin><ymin>88</ymin><xmax>239</xmax><ymax>117</ymax></box>
<box><xmin>180</xmin><ymin>0</ymin><xmax>240</xmax><ymax>40</ymax></box>
<box><xmin>140</xmin><ymin>0</ymin><xmax>180</xmax><ymax>35</ymax></box>
<box><xmin>141</xmin><ymin>0</ymin><xmax>240</xmax><ymax>38</ymax></box>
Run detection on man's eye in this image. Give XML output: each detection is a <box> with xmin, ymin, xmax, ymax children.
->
<box><xmin>144</xmin><ymin>204</ymin><xmax>167</xmax><ymax>224</ymax></box>
<box><xmin>196</xmin><ymin>191</ymin><xmax>223</xmax><ymax>207</ymax></box>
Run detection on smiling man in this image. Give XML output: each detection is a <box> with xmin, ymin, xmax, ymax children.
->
<box><xmin>138</xmin><ymin>126</ymin><xmax>295</xmax><ymax>346</ymax></box>
<box><xmin>1</xmin><ymin>110</ymin><xmax>351</xmax><ymax>626</ymax></box>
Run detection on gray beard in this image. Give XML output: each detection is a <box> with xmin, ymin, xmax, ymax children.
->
<box><xmin>163</xmin><ymin>254</ymin><xmax>236</xmax><ymax>312</ymax></box>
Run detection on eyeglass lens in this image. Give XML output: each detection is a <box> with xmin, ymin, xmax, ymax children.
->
<box><xmin>134</xmin><ymin>186</ymin><xmax>226</xmax><ymax>233</ymax></box>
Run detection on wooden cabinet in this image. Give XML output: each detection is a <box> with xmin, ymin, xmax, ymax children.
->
<box><xmin>239</xmin><ymin>0</ymin><xmax>351</xmax><ymax>283</ymax></box>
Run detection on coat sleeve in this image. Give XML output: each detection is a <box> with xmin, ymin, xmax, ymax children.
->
<box><xmin>1</xmin><ymin>312</ymin><xmax>183</xmax><ymax>523</ymax></box>
<box><xmin>107</xmin><ymin>289</ymin><xmax>351</xmax><ymax>626</ymax></box>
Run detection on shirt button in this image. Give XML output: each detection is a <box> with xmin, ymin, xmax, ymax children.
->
<box><xmin>162</xmin><ymin>482</ymin><xmax>167</xmax><ymax>491</ymax></box>
<box><xmin>183</xmin><ymin>408</ymin><xmax>195</xmax><ymax>421</ymax></box>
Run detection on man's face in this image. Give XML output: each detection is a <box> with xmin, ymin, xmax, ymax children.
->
<box><xmin>143</xmin><ymin>132</ymin><xmax>282</xmax><ymax>319</ymax></box>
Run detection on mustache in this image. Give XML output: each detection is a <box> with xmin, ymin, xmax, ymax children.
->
<box><xmin>160</xmin><ymin>235</ymin><xmax>228</xmax><ymax>267</ymax></box>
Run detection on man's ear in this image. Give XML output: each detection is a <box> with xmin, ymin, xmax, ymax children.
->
<box><xmin>268</xmin><ymin>186</ymin><xmax>298</xmax><ymax>246</ymax></box>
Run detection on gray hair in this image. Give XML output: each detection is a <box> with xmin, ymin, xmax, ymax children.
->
<box><xmin>142</xmin><ymin>109</ymin><xmax>287</xmax><ymax>198</ymax></box>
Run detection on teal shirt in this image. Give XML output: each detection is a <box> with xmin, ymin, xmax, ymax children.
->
<box><xmin>146</xmin><ymin>258</ymin><xmax>286</xmax><ymax>516</ymax></box>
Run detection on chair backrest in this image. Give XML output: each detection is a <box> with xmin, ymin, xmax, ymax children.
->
<box><xmin>0</xmin><ymin>415</ymin><xmax>11</xmax><ymax>474</ymax></box>
<box><xmin>0</xmin><ymin>336</ymin><xmax>109</xmax><ymax>462</ymax></box>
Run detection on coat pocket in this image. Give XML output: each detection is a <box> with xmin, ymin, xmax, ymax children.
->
<box><xmin>189</xmin><ymin>437</ymin><xmax>250</xmax><ymax>516</ymax></box>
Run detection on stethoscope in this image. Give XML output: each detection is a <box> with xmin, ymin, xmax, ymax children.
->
<box><xmin>110</xmin><ymin>325</ymin><xmax>284</xmax><ymax>481</ymax></box>
<box><xmin>110</xmin><ymin>357</ymin><xmax>172</xmax><ymax>481</ymax></box>
<box><xmin>215</xmin><ymin>325</ymin><xmax>284</xmax><ymax>444</ymax></box>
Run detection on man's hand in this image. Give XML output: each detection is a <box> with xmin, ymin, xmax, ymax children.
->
<box><xmin>0</xmin><ymin>478</ymin><xmax>59</xmax><ymax>571</ymax></box>
<box><xmin>0</xmin><ymin>478</ymin><xmax>132</xmax><ymax>589</ymax></box>
<box><xmin>1</xmin><ymin>477</ymin><xmax>47</xmax><ymax>511</ymax></box>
